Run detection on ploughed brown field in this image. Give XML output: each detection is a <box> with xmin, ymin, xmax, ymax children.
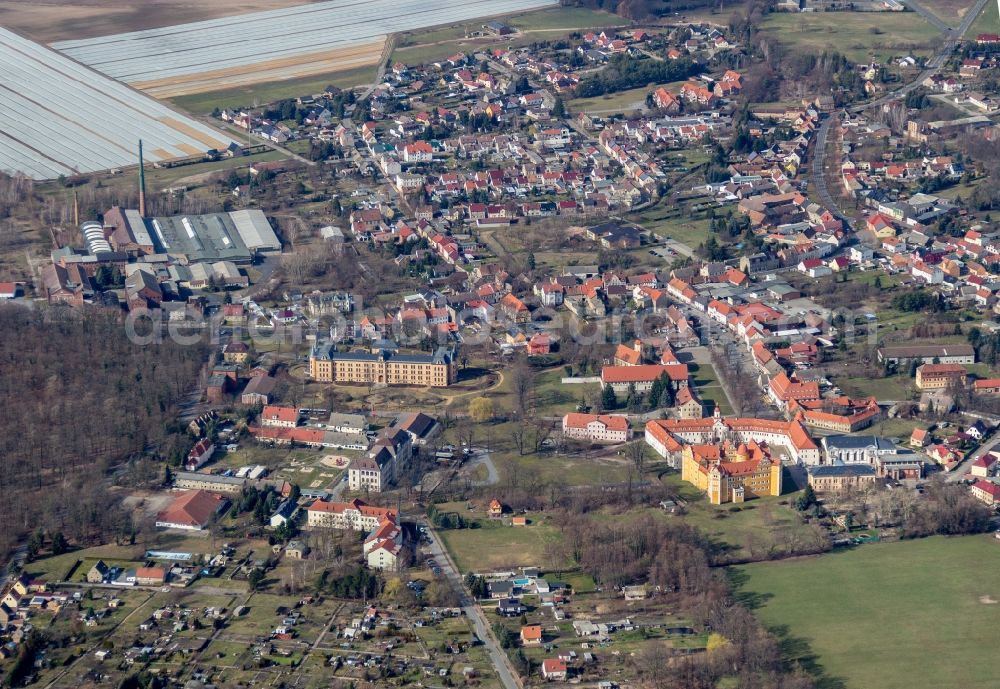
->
<box><xmin>136</xmin><ymin>41</ymin><xmax>386</xmax><ymax>98</ymax></box>
<box><xmin>0</xmin><ymin>0</ymin><xmax>322</xmax><ymax>43</ymax></box>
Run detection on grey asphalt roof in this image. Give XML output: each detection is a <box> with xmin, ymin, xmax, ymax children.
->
<box><xmin>808</xmin><ymin>464</ymin><xmax>877</xmax><ymax>477</ymax></box>
<box><xmin>823</xmin><ymin>435</ymin><xmax>895</xmax><ymax>451</ymax></box>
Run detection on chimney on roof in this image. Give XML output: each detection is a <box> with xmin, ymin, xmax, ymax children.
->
<box><xmin>138</xmin><ymin>139</ymin><xmax>147</xmax><ymax>218</ymax></box>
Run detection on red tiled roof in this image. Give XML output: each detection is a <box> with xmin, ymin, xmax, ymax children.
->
<box><xmin>308</xmin><ymin>498</ymin><xmax>397</xmax><ymax>521</ymax></box>
<box><xmin>262</xmin><ymin>405</ymin><xmax>298</xmax><ymax>423</ymax></box>
<box><xmin>613</xmin><ymin>343</ymin><xmax>642</xmax><ymax>365</ymax></box>
<box><xmin>521</xmin><ymin>625</ymin><xmax>543</xmax><ymax>641</ymax></box>
<box><xmin>157</xmin><ymin>490</ymin><xmax>226</xmax><ymax>528</ymax></box>
<box><xmin>973</xmin><ymin>480</ymin><xmax>1000</xmax><ymax>499</ymax></box>
<box><xmin>602</xmin><ymin>364</ymin><xmax>688</xmax><ymax>384</ymax></box>
<box><xmin>769</xmin><ymin>372</ymin><xmax>820</xmax><ymax>402</ymax></box>
<box><xmin>250</xmin><ymin>426</ymin><xmax>325</xmax><ymax>444</ymax></box>
<box><xmin>542</xmin><ymin>659</ymin><xmax>567</xmax><ymax>673</ymax></box>
<box><xmin>918</xmin><ymin>364</ymin><xmax>967</xmax><ymax>376</ymax></box>
<box><xmin>563</xmin><ymin>413</ymin><xmax>629</xmax><ymax>432</ymax></box>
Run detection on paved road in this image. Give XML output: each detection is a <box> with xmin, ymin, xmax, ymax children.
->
<box><xmin>944</xmin><ymin>441</ymin><xmax>993</xmax><ymax>481</ymax></box>
<box><xmin>421</xmin><ymin>521</ymin><xmax>523</xmax><ymax>689</ymax></box>
<box><xmin>810</xmin><ymin>117</ymin><xmax>843</xmax><ymax>221</ymax></box>
<box><xmin>810</xmin><ymin>0</ymin><xmax>990</xmax><ymax>222</ymax></box>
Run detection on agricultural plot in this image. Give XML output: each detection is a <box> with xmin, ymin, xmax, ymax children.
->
<box><xmin>54</xmin><ymin>0</ymin><xmax>560</xmax><ymax>98</ymax></box>
<box><xmin>0</xmin><ymin>27</ymin><xmax>234</xmax><ymax>180</ymax></box>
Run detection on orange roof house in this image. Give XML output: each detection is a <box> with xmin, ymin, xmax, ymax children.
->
<box><xmin>521</xmin><ymin>625</ymin><xmax>543</xmax><ymax>644</ymax></box>
<box><xmin>866</xmin><ymin>213</ymin><xmax>895</xmax><ymax>235</ymax></box>
<box><xmin>653</xmin><ymin>87</ymin><xmax>680</xmax><ymax>111</ymax></box>
<box><xmin>135</xmin><ymin>567</ymin><xmax>166</xmax><ymax>584</ymax></box>
<box><xmin>542</xmin><ymin>658</ymin><xmax>567</xmax><ymax>679</ymax></box>
<box><xmin>910</xmin><ymin>427</ymin><xmax>930</xmax><ymax>448</ymax></box>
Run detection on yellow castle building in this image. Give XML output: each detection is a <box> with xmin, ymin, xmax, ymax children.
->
<box><xmin>680</xmin><ymin>439</ymin><xmax>782</xmax><ymax>505</ymax></box>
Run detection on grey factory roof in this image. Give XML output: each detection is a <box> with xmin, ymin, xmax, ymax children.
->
<box><xmin>174</xmin><ymin>471</ymin><xmax>245</xmax><ymax>485</ymax></box>
<box><xmin>229</xmin><ymin>210</ymin><xmax>281</xmax><ymax>252</ymax></box>
<box><xmin>0</xmin><ymin>28</ymin><xmax>234</xmax><ymax>180</ymax></box>
<box><xmin>148</xmin><ymin>213</ymin><xmax>250</xmax><ymax>263</ymax></box>
<box><xmin>124</xmin><ymin>209</ymin><xmax>154</xmax><ymax>248</ymax></box>
<box><xmin>144</xmin><ymin>210</ymin><xmax>279</xmax><ymax>264</ymax></box>
<box><xmin>54</xmin><ymin>0</ymin><xmax>558</xmax><ymax>87</ymax></box>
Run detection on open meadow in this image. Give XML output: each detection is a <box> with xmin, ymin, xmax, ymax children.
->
<box><xmin>434</xmin><ymin>502</ymin><xmax>566</xmax><ymax>572</ymax></box>
<box><xmin>736</xmin><ymin>535</ymin><xmax>1000</xmax><ymax>689</ymax></box>
<box><xmin>968</xmin><ymin>0</ymin><xmax>1000</xmax><ymax>35</ymax></box>
<box><xmin>759</xmin><ymin>12</ymin><xmax>940</xmax><ymax>63</ymax></box>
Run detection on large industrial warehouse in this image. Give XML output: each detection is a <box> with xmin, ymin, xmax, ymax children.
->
<box><xmin>0</xmin><ymin>27</ymin><xmax>235</xmax><ymax>180</ymax></box>
<box><xmin>103</xmin><ymin>207</ymin><xmax>280</xmax><ymax>264</ymax></box>
<box><xmin>53</xmin><ymin>0</ymin><xmax>559</xmax><ymax>96</ymax></box>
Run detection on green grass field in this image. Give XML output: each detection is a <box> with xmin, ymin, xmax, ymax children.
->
<box><xmin>689</xmin><ymin>362</ymin><xmax>734</xmax><ymax>416</ymax></box>
<box><xmin>655</xmin><ymin>475</ymin><xmax>813</xmax><ymax>562</ymax></box>
<box><xmin>569</xmin><ymin>85</ymin><xmax>651</xmax><ymax>115</ymax></box>
<box><xmin>507</xmin><ymin>6</ymin><xmax>623</xmax><ymax>31</ymax></box>
<box><xmin>493</xmin><ymin>449</ymin><xmax>631</xmax><ymax>487</ymax></box>
<box><xmin>833</xmin><ymin>373</ymin><xmax>915</xmax><ymax>401</ymax></box>
<box><xmin>169</xmin><ymin>65</ymin><xmax>377</xmax><ymax>114</ymax></box>
<box><xmin>631</xmin><ymin>210</ymin><xmax>712</xmax><ymax>250</ymax></box>
<box><xmin>759</xmin><ymin>12</ymin><xmax>941</xmax><ymax>63</ymax></box>
<box><xmin>533</xmin><ymin>368</ymin><xmax>600</xmax><ymax>415</ymax></box>
<box><xmin>438</xmin><ymin>517</ymin><xmax>565</xmax><ymax>573</ymax></box>
<box><xmin>967</xmin><ymin>0</ymin><xmax>1000</xmax><ymax>36</ymax></box>
<box><xmin>736</xmin><ymin>536</ymin><xmax>1000</xmax><ymax>689</ymax></box>
<box><xmin>395</xmin><ymin>6</ymin><xmax>619</xmax><ymax>46</ymax></box>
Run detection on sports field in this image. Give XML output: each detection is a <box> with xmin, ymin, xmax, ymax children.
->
<box><xmin>736</xmin><ymin>536</ymin><xmax>1000</xmax><ymax>689</ymax></box>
